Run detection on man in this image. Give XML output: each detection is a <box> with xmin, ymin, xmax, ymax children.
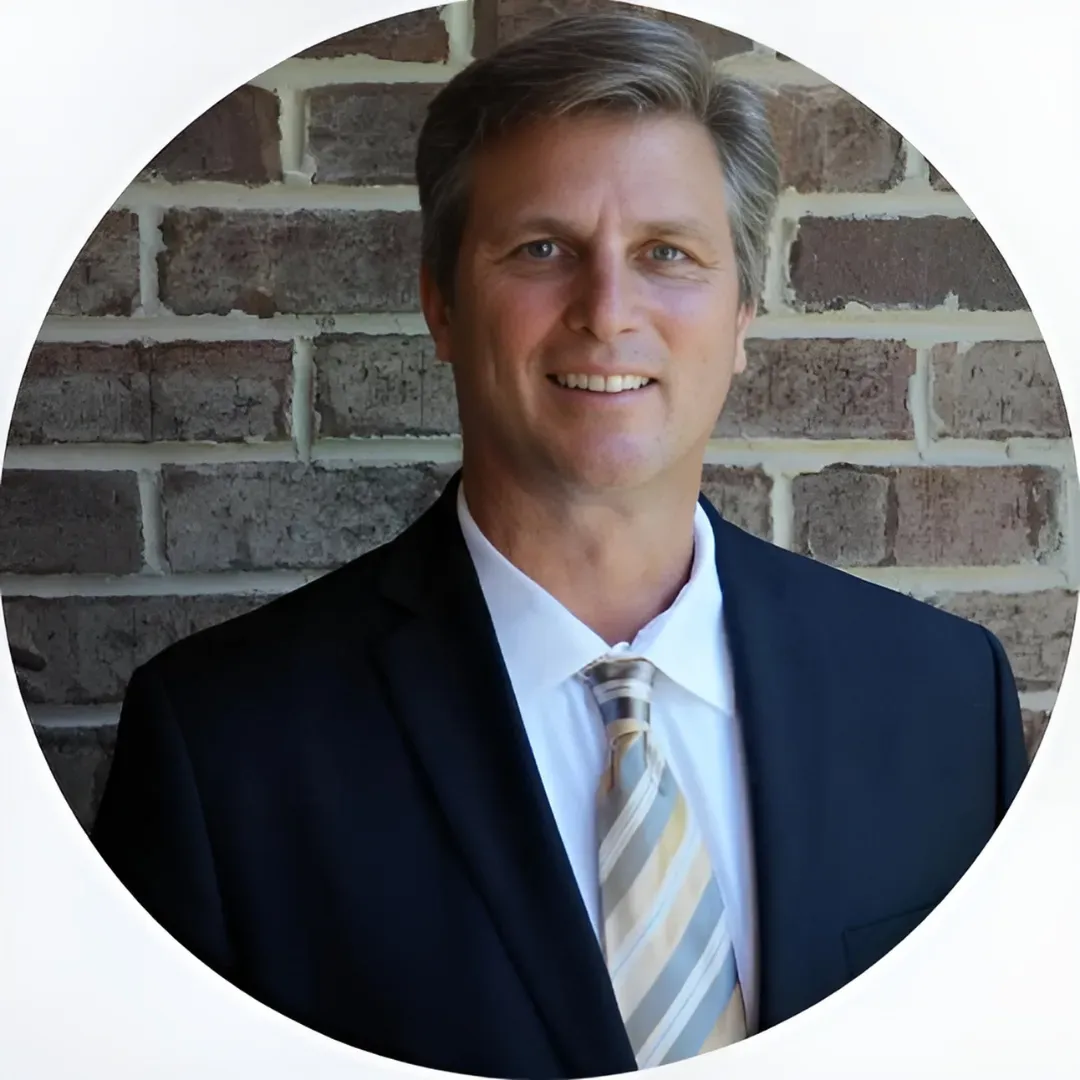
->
<box><xmin>92</xmin><ymin>13</ymin><xmax>1027</xmax><ymax>1078</ymax></box>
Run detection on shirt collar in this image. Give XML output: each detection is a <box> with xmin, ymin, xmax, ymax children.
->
<box><xmin>457</xmin><ymin>484</ymin><xmax>730</xmax><ymax>712</ymax></box>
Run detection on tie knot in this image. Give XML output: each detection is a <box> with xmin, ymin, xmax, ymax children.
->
<box><xmin>580</xmin><ymin>656</ymin><xmax>656</xmax><ymax>740</ymax></box>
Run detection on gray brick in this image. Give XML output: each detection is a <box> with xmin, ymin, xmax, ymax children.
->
<box><xmin>5</xmin><ymin>594</ymin><xmax>269</xmax><ymax>706</ymax></box>
<box><xmin>161</xmin><ymin>463</ymin><xmax>447</xmax><ymax>571</ymax></box>
<box><xmin>35</xmin><ymin>725</ymin><xmax>118</xmax><ymax>831</ymax></box>
<box><xmin>789</xmin><ymin>217</ymin><xmax>1027</xmax><ymax>312</ymax></box>
<box><xmin>148</xmin><ymin>340</ymin><xmax>294</xmax><ymax>442</ymax></box>
<box><xmin>49</xmin><ymin>212</ymin><xmax>140</xmax><ymax>317</ymax></box>
<box><xmin>700</xmin><ymin>466</ymin><xmax>772</xmax><ymax>540</ymax></box>
<box><xmin>314</xmin><ymin>334</ymin><xmax>458</xmax><ymax>437</ymax></box>
<box><xmin>159</xmin><ymin>209</ymin><xmax>422</xmax><ymax>316</ymax></box>
<box><xmin>11</xmin><ymin>344</ymin><xmax>152</xmax><ymax>444</ymax></box>
<box><xmin>928</xmin><ymin>591</ymin><xmax>1077</xmax><ymax>693</ymax></box>
<box><xmin>931</xmin><ymin>341</ymin><xmax>1069</xmax><ymax>439</ymax></box>
<box><xmin>0</xmin><ymin>472</ymin><xmax>142</xmax><ymax>574</ymax></box>
<box><xmin>793</xmin><ymin>466</ymin><xmax>892</xmax><ymax>566</ymax></box>
<box><xmin>309</xmin><ymin>84</ymin><xmax>440</xmax><ymax>185</ymax></box>
<box><xmin>718</xmin><ymin>339</ymin><xmax>914</xmax><ymax>439</ymax></box>
<box><xmin>1022</xmin><ymin>709</ymin><xmax>1050</xmax><ymax>760</ymax></box>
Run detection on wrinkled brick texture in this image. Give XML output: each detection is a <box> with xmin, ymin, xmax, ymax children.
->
<box><xmin>141</xmin><ymin>86</ymin><xmax>281</xmax><ymax>184</ymax></box>
<box><xmin>11</xmin><ymin>341</ymin><xmax>294</xmax><ymax>444</ymax></box>
<box><xmin>789</xmin><ymin>218</ymin><xmax>1028</xmax><ymax>312</ymax></box>
<box><xmin>792</xmin><ymin>466</ymin><xmax>1062</xmax><ymax>568</ymax></box>
<box><xmin>931</xmin><ymin>342</ymin><xmax>1069</xmax><ymax>439</ymax></box>
<box><xmin>314</xmin><ymin>334</ymin><xmax>458</xmax><ymax>436</ymax></box>
<box><xmin>0</xmin><ymin>473</ymin><xmax>142</xmax><ymax>575</ymax></box>
<box><xmin>35</xmin><ymin>726</ymin><xmax>118</xmax><ymax>831</ymax></box>
<box><xmin>161</xmin><ymin>463</ymin><xmax>450</xmax><ymax>571</ymax></box>
<box><xmin>12</xmin><ymin>6</ymin><xmax>1076</xmax><ymax>832</ymax></box>
<box><xmin>158</xmin><ymin>210</ymin><xmax>422</xmax><ymax>316</ymax></box>
<box><xmin>49</xmin><ymin>212</ymin><xmax>140</xmax><ymax>317</ymax></box>
<box><xmin>6</xmin><ymin>594</ymin><xmax>270</xmax><ymax>705</ymax></box>
<box><xmin>718</xmin><ymin>339</ymin><xmax>914</xmax><ymax>439</ymax></box>
<box><xmin>309</xmin><ymin>85</ymin><xmax>440</xmax><ymax>185</ymax></box>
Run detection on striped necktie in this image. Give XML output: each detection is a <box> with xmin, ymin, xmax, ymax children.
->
<box><xmin>581</xmin><ymin>656</ymin><xmax>746</xmax><ymax>1067</ymax></box>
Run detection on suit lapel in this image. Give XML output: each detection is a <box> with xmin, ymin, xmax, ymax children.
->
<box><xmin>373</xmin><ymin>477</ymin><xmax>637</xmax><ymax>1078</ymax></box>
<box><xmin>701</xmin><ymin>496</ymin><xmax>831</xmax><ymax>1033</ymax></box>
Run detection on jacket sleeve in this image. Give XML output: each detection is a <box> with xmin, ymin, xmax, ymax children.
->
<box><xmin>91</xmin><ymin>663</ymin><xmax>234</xmax><ymax>979</ymax></box>
<box><xmin>982</xmin><ymin>627</ymin><xmax>1029</xmax><ymax>822</ymax></box>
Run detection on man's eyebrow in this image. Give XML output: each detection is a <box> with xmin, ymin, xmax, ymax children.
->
<box><xmin>493</xmin><ymin>216</ymin><xmax>720</xmax><ymax>244</ymax></box>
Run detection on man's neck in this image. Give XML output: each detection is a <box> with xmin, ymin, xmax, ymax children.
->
<box><xmin>460</xmin><ymin>468</ymin><xmax>700</xmax><ymax>647</ymax></box>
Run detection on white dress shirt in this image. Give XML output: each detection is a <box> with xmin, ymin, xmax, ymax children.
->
<box><xmin>456</xmin><ymin>485</ymin><xmax>759</xmax><ymax>1032</ymax></box>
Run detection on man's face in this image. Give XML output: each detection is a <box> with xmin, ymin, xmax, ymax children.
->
<box><xmin>421</xmin><ymin>111</ymin><xmax>755</xmax><ymax>498</ymax></box>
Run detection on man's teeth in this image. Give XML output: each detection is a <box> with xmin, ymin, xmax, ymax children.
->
<box><xmin>553</xmin><ymin>373</ymin><xmax>651</xmax><ymax>392</ymax></box>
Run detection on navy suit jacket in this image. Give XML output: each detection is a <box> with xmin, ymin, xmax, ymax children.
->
<box><xmin>91</xmin><ymin>472</ymin><xmax>1027</xmax><ymax>1077</ymax></box>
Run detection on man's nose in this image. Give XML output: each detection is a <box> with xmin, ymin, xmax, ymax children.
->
<box><xmin>565</xmin><ymin>254</ymin><xmax>641</xmax><ymax>343</ymax></box>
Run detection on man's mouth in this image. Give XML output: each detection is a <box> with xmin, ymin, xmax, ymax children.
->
<box><xmin>548</xmin><ymin>373</ymin><xmax>656</xmax><ymax>393</ymax></box>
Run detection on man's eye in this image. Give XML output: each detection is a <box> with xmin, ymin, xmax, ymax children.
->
<box><xmin>521</xmin><ymin>240</ymin><xmax>559</xmax><ymax>259</ymax></box>
<box><xmin>648</xmin><ymin>244</ymin><xmax>687</xmax><ymax>262</ymax></box>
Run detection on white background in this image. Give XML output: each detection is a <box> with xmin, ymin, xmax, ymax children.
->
<box><xmin>1</xmin><ymin>1</ymin><xmax>1078</xmax><ymax>1076</ymax></box>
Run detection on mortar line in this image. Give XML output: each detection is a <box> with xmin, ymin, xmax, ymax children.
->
<box><xmin>909</xmin><ymin>346</ymin><xmax>933</xmax><ymax>456</ymax></box>
<box><xmin>136</xmin><ymin>469</ymin><xmax>167</xmax><ymax>574</ymax></box>
<box><xmin>442</xmin><ymin>0</ymin><xmax>474</xmax><ymax>65</ymax></box>
<box><xmin>1018</xmin><ymin>690</ymin><xmax>1059</xmax><ymax>712</ymax></box>
<box><xmin>112</xmin><ymin>181</ymin><xmax>969</xmax><ymax>218</ymax></box>
<box><xmin>135</xmin><ymin>206</ymin><xmax>164</xmax><ymax>316</ymax></box>
<box><xmin>29</xmin><ymin>705</ymin><xmax>122</xmax><ymax>731</ymax></box>
<box><xmin>274</xmin><ymin>85</ymin><xmax>310</xmax><ymax>182</ymax></box>
<box><xmin>34</xmin><ymin>310</ymin><xmax>1044</xmax><ymax>345</ymax></box>
<box><xmin>3</xmin><ymin>565</ymin><xmax>1071</xmax><ymax>603</ymax></box>
<box><xmin>291</xmin><ymin>337</ymin><xmax>315</xmax><ymax>461</ymax></box>
<box><xmin>248</xmin><ymin>57</ymin><xmax>463</xmax><ymax>92</ymax></box>
<box><xmin>3</xmin><ymin>436</ymin><xmax>1074</xmax><ymax>472</ymax></box>
<box><xmin>763</xmin><ymin>468</ymin><xmax>793</xmax><ymax>550</ymax></box>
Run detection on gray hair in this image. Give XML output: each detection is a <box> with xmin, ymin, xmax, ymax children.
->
<box><xmin>415</xmin><ymin>12</ymin><xmax>780</xmax><ymax>309</ymax></box>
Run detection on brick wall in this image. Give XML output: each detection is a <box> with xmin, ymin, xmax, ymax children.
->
<box><xmin>4</xmin><ymin>1</ymin><xmax>1074</xmax><ymax>831</ymax></box>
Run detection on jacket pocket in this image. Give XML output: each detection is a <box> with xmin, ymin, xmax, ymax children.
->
<box><xmin>842</xmin><ymin>903</ymin><xmax>936</xmax><ymax>980</ymax></box>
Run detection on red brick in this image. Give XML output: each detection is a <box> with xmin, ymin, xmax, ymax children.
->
<box><xmin>700</xmin><ymin>466</ymin><xmax>771</xmax><ymax>540</ymax></box>
<box><xmin>793</xmin><ymin>465</ymin><xmax>1061</xmax><ymax>567</ymax></box>
<box><xmin>789</xmin><ymin>217</ymin><xmax>1027</xmax><ymax>312</ymax></box>
<box><xmin>717</xmin><ymin>339</ymin><xmax>914</xmax><ymax>439</ymax></box>
<box><xmin>767</xmin><ymin>86</ymin><xmax>903</xmax><ymax>193</ymax></box>
<box><xmin>11</xmin><ymin>344</ymin><xmax>152</xmax><ymax>444</ymax></box>
<box><xmin>0</xmin><ymin>472</ymin><xmax>142</xmax><ymax>574</ymax></box>
<box><xmin>473</xmin><ymin>0</ymin><xmax>752</xmax><ymax>60</ymax></box>
<box><xmin>930</xmin><ymin>341</ymin><xmax>1068</xmax><ymax>439</ymax></box>
<box><xmin>148</xmin><ymin>340</ymin><xmax>294</xmax><ymax>442</ymax></box>
<box><xmin>928</xmin><ymin>591</ymin><xmax>1077</xmax><ymax>692</ymax></box>
<box><xmin>299</xmin><ymin>9</ymin><xmax>450</xmax><ymax>61</ymax></box>
<box><xmin>49</xmin><ymin>212</ymin><xmax>140</xmax><ymax>317</ymax></box>
<box><xmin>158</xmin><ymin>209</ymin><xmax>422</xmax><ymax>316</ymax></box>
<box><xmin>5</xmin><ymin>594</ymin><xmax>269</xmax><ymax>706</ymax></box>
<box><xmin>34</xmin><ymin>725</ymin><xmax>118</xmax><ymax>831</ymax></box>
<box><xmin>141</xmin><ymin>85</ymin><xmax>281</xmax><ymax>184</ymax></box>
<box><xmin>161</xmin><ymin>463</ymin><xmax>448</xmax><ymax>571</ymax></box>
<box><xmin>314</xmin><ymin>334</ymin><xmax>458</xmax><ymax>437</ymax></box>
<box><xmin>308</xmin><ymin>84</ymin><xmax>440</xmax><ymax>185</ymax></box>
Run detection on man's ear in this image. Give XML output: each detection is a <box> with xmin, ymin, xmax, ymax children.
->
<box><xmin>732</xmin><ymin>300</ymin><xmax>756</xmax><ymax>375</ymax></box>
<box><xmin>419</xmin><ymin>261</ymin><xmax>453</xmax><ymax>364</ymax></box>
